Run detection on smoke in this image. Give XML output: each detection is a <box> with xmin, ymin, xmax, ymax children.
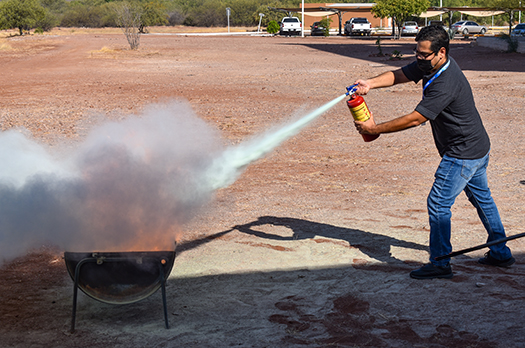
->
<box><xmin>0</xmin><ymin>100</ymin><xmax>222</xmax><ymax>264</ymax></box>
<box><xmin>0</xmin><ymin>94</ymin><xmax>346</xmax><ymax>265</ymax></box>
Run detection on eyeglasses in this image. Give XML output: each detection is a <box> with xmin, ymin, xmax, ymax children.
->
<box><xmin>413</xmin><ymin>47</ymin><xmax>436</xmax><ymax>59</ymax></box>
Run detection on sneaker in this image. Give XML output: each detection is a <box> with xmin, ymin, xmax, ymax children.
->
<box><xmin>410</xmin><ymin>263</ymin><xmax>453</xmax><ymax>279</ymax></box>
<box><xmin>478</xmin><ymin>251</ymin><xmax>515</xmax><ymax>268</ymax></box>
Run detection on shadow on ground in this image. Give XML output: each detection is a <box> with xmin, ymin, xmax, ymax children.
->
<box><xmin>285</xmin><ymin>39</ymin><xmax>525</xmax><ymax>73</ymax></box>
<box><xmin>176</xmin><ymin>216</ymin><xmax>428</xmax><ymax>267</ymax></box>
<box><xmin>1</xmin><ymin>222</ymin><xmax>525</xmax><ymax>347</ymax></box>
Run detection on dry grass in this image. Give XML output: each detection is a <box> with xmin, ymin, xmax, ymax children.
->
<box><xmin>89</xmin><ymin>45</ymin><xmax>161</xmax><ymax>59</ymax></box>
<box><xmin>1</xmin><ymin>26</ymin><xmax>259</xmax><ymax>39</ymax></box>
<box><xmin>0</xmin><ymin>41</ymin><xmax>13</xmax><ymax>51</ymax></box>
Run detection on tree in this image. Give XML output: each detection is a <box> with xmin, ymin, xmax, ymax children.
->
<box><xmin>489</xmin><ymin>0</ymin><xmax>522</xmax><ymax>35</ymax></box>
<box><xmin>257</xmin><ymin>3</ymin><xmax>287</xmax><ymax>27</ymax></box>
<box><xmin>139</xmin><ymin>0</ymin><xmax>169</xmax><ymax>33</ymax></box>
<box><xmin>115</xmin><ymin>1</ymin><xmax>142</xmax><ymax>49</ymax></box>
<box><xmin>40</xmin><ymin>0</ymin><xmax>68</xmax><ymax>14</ymax></box>
<box><xmin>0</xmin><ymin>0</ymin><xmax>47</xmax><ymax>35</ymax></box>
<box><xmin>187</xmin><ymin>0</ymin><xmax>224</xmax><ymax>27</ymax></box>
<box><xmin>372</xmin><ymin>0</ymin><xmax>430</xmax><ymax>39</ymax></box>
<box><xmin>227</xmin><ymin>0</ymin><xmax>258</xmax><ymax>26</ymax></box>
<box><xmin>60</xmin><ymin>0</ymin><xmax>106</xmax><ymax>27</ymax></box>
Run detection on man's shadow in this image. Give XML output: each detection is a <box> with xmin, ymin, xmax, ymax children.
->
<box><xmin>234</xmin><ymin>216</ymin><xmax>427</xmax><ymax>264</ymax></box>
<box><xmin>178</xmin><ymin>216</ymin><xmax>428</xmax><ymax>265</ymax></box>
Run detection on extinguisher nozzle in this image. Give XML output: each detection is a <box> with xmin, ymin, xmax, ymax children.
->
<box><xmin>346</xmin><ymin>84</ymin><xmax>358</xmax><ymax>96</ymax></box>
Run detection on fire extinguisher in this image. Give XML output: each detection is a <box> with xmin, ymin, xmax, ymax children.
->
<box><xmin>346</xmin><ymin>84</ymin><xmax>379</xmax><ymax>142</ymax></box>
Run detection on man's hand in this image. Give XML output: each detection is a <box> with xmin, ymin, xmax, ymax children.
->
<box><xmin>353</xmin><ymin>79</ymin><xmax>371</xmax><ymax>95</ymax></box>
<box><xmin>354</xmin><ymin>111</ymin><xmax>428</xmax><ymax>136</ymax></box>
<box><xmin>354</xmin><ymin>112</ymin><xmax>377</xmax><ymax>135</ymax></box>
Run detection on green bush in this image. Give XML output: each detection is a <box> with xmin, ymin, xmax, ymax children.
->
<box><xmin>0</xmin><ymin>0</ymin><xmax>47</xmax><ymax>35</ymax></box>
<box><xmin>168</xmin><ymin>10</ymin><xmax>186</xmax><ymax>25</ymax></box>
<box><xmin>267</xmin><ymin>20</ymin><xmax>279</xmax><ymax>34</ymax></box>
<box><xmin>60</xmin><ymin>1</ymin><xmax>105</xmax><ymax>27</ymax></box>
<box><xmin>319</xmin><ymin>17</ymin><xmax>331</xmax><ymax>36</ymax></box>
<box><xmin>186</xmin><ymin>1</ymin><xmax>224</xmax><ymax>27</ymax></box>
<box><xmin>35</xmin><ymin>10</ymin><xmax>58</xmax><ymax>31</ymax></box>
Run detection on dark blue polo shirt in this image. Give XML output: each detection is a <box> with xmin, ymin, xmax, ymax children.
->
<box><xmin>402</xmin><ymin>57</ymin><xmax>490</xmax><ymax>159</ymax></box>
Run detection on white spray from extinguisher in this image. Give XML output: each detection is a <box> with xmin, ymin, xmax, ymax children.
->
<box><xmin>204</xmin><ymin>93</ymin><xmax>348</xmax><ymax>190</ymax></box>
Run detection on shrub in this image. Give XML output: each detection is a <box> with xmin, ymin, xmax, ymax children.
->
<box><xmin>35</xmin><ymin>10</ymin><xmax>58</xmax><ymax>31</ymax></box>
<box><xmin>60</xmin><ymin>2</ymin><xmax>105</xmax><ymax>27</ymax></box>
<box><xmin>319</xmin><ymin>17</ymin><xmax>331</xmax><ymax>36</ymax></box>
<box><xmin>168</xmin><ymin>10</ymin><xmax>186</xmax><ymax>25</ymax></box>
<box><xmin>267</xmin><ymin>20</ymin><xmax>279</xmax><ymax>34</ymax></box>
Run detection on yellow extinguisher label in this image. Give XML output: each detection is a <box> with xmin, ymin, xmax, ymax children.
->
<box><xmin>350</xmin><ymin>103</ymin><xmax>371</xmax><ymax>122</ymax></box>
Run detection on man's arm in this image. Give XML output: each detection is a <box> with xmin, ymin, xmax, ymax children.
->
<box><xmin>355</xmin><ymin>110</ymin><xmax>428</xmax><ymax>135</ymax></box>
<box><xmin>354</xmin><ymin>69</ymin><xmax>411</xmax><ymax>95</ymax></box>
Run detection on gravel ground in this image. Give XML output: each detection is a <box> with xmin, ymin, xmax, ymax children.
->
<box><xmin>1</xmin><ymin>28</ymin><xmax>525</xmax><ymax>347</ymax></box>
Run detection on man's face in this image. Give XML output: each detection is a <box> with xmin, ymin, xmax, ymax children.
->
<box><xmin>414</xmin><ymin>40</ymin><xmax>446</xmax><ymax>73</ymax></box>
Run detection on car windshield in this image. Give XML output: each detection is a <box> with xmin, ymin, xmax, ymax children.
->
<box><xmin>283</xmin><ymin>18</ymin><xmax>299</xmax><ymax>22</ymax></box>
<box><xmin>453</xmin><ymin>21</ymin><xmax>465</xmax><ymax>25</ymax></box>
<box><xmin>353</xmin><ymin>18</ymin><xmax>368</xmax><ymax>23</ymax></box>
<box><xmin>405</xmin><ymin>22</ymin><xmax>417</xmax><ymax>26</ymax></box>
<box><xmin>515</xmin><ymin>24</ymin><xmax>525</xmax><ymax>29</ymax></box>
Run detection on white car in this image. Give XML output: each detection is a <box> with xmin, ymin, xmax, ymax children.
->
<box><xmin>279</xmin><ymin>17</ymin><xmax>301</xmax><ymax>36</ymax></box>
<box><xmin>344</xmin><ymin>17</ymin><xmax>371</xmax><ymax>36</ymax></box>
<box><xmin>401</xmin><ymin>21</ymin><xmax>419</xmax><ymax>36</ymax></box>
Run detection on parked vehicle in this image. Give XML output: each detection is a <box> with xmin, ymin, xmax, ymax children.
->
<box><xmin>279</xmin><ymin>17</ymin><xmax>301</xmax><ymax>36</ymax></box>
<box><xmin>451</xmin><ymin>21</ymin><xmax>487</xmax><ymax>35</ymax></box>
<box><xmin>401</xmin><ymin>21</ymin><xmax>419</xmax><ymax>36</ymax></box>
<box><xmin>511</xmin><ymin>23</ymin><xmax>525</xmax><ymax>37</ymax></box>
<box><xmin>344</xmin><ymin>17</ymin><xmax>371</xmax><ymax>36</ymax></box>
<box><xmin>429</xmin><ymin>20</ymin><xmax>444</xmax><ymax>26</ymax></box>
<box><xmin>428</xmin><ymin>20</ymin><xmax>448</xmax><ymax>31</ymax></box>
<box><xmin>310</xmin><ymin>21</ymin><xmax>326</xmax><ymax>36</ymax></box>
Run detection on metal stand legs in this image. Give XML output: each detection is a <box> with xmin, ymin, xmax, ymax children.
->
<box><xmin>70</xmin><ymin>256</ymin><xmax>170</xmax><ymax>333</ymax></box>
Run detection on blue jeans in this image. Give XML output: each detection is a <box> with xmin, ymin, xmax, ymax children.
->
<box><xmin>427</xmin><ymin>152</ymin><xmax>513</xmax><ymax>266</ymax></box>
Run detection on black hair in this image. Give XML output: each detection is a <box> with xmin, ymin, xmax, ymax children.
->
<box><xmin>415</xmin><ymin>25</ymin><xmax>449</xmax><ymax>56</ymax></box>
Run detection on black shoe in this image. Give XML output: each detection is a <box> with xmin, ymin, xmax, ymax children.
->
<box><xmin>478</xmin><ymin>251</ymin><xmax>515</xmax><ymax>268</ymax></box>
<box><xmin>410</xmin><ymin>263</ymin><xmax>453</xmax><ymax>279</ymax></box>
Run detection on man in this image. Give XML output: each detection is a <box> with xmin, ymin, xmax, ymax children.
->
<box><xmin>353</xmin><ymin>25</ymin><xmax>514</xmax><ymax>279</ymax></box>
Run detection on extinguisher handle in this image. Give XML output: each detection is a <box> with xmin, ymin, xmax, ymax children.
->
<box><xmin>346</xmin><ymin>84</ymin><xmax>358</xmax><ymax>96</ymax></box>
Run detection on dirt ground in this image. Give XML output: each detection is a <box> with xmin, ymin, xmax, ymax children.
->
<box><xmin>1</xmin><ymin>27</ymin><xmax>525</xmax><ymax>347</ymax></box>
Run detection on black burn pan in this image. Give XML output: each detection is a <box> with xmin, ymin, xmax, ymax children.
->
<box><xmin>64</xmin><ymin>250</ymin><xmax>176</xmax><ymax>332</ymax></box>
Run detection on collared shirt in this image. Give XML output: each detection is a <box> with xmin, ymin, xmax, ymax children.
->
<box><xmin>402</xmin><ymin>57</ymin><xmax>490</xmax><ymax>159</ymax></box>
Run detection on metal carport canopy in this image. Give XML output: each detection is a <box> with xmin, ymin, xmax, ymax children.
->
<box><xmin>421</xmin><ymin>7</ymin><xmax>505</xmax><ymax>17</ymax></box>
<box><xmin>274</xmin><ymin>5</ymin><xmax>506</xmax><ymax>18</ymax></box>
<box><xmin>301</xmin><ymin>11</ymin><xmax>339</xmax><ymax>17</ymax></box>
<box><xmin>271</xmin><ymin>3</ymin><xmax>376</xmax><ymax>35</ymax></box>
<box><xmin>272</xmin><ymin>3</ymin><xmax>375</xmax><ymax>15</ymax></box>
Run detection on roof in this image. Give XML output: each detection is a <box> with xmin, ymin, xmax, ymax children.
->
<box><xmin>272</xmin><ymin>4</ymin><xmax>511</xmax><ymax>18</ymax></box>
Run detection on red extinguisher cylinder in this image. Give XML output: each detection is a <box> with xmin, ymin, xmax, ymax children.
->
<box><xmin>347</xmin><ymin>94</ymin><xmax>379</xmax><ymax>142</ymax></box>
